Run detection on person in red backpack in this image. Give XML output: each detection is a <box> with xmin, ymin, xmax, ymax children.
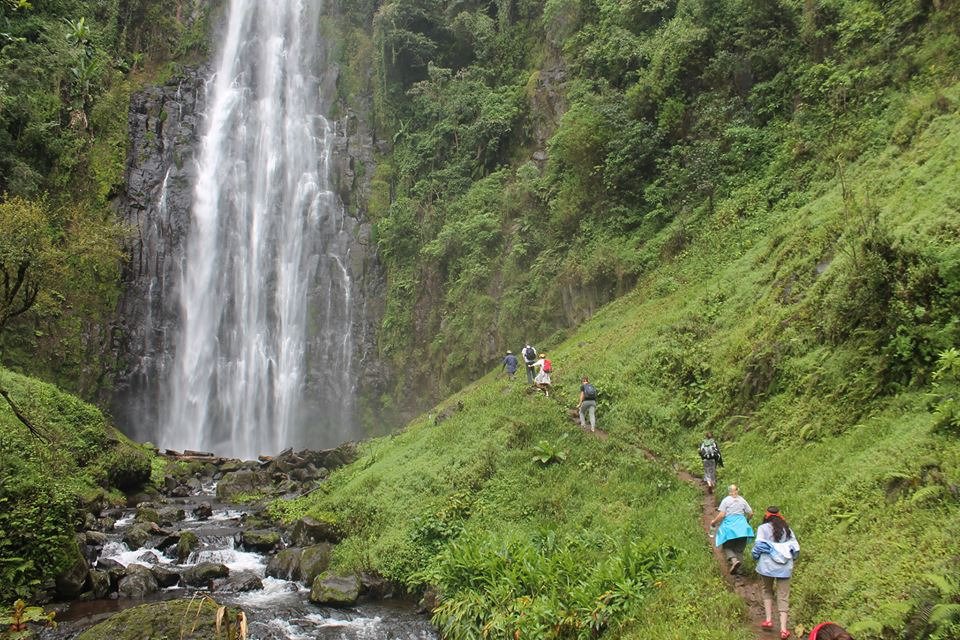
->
<box><xmin>533</xmin><ymin>353</ymin><xmax>552</xmax><ymax>396</ymax></box>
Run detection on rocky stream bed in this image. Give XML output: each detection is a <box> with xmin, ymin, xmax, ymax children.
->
<box><xmin>35</xmin><ymin>446</ymin><xmax>437</xmax><ymax>640</ymax></box>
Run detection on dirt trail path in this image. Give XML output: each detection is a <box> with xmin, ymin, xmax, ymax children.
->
<box><xmin>564</xmin><ymin>407</ymin><xmax>769</xmax><ymax>636</ymax></box>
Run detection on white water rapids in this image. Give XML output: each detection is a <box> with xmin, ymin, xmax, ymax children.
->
<box><xmin>163</xmin><ymin>0</ymin><xmax>357</xmax><ymax>459</ymax></box>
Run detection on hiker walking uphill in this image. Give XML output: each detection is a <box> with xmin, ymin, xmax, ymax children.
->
<box><xmin>533</xmin><ymin>353</ymin><xmax>552</xmax><ymax>396</ymax></box>
<box><xmin>578</xmin><ymin>377</ymin><xmax>598</xmax><ymax>431</ymax></box>
<box><xmin>753</xmin><ymin>506</ymin><xmax>800</xmax><ymax>639</ymax></box>
<box><xmin>709</xmin><ymin>484</ymin><xmax>754</xmax><ymax>575</ymax></box>
<box><xmin>522</xmin><ymin>344</ymin><xmax>538</xmax><ymax>384</ymax></box>
<box><xmin>501</xmin><ymin>351</ymin><xmax>519</xmax><ymax>379</ymax></box>
<box><xmin>698</xmin><ymin>432</ymin><xmax>723</xmax><ymax>493</ymax></box>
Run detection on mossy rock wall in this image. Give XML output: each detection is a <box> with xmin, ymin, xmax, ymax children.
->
<box><xmin>76</xmin><ymin>599</ymin><xmax>243</xmax><ymax>640</ymax></box>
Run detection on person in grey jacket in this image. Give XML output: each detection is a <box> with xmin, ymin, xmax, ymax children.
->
<box><xmin>753</xmin><ymin>506</ymin><xmax>800</xmax><ymax>639</ymax></box>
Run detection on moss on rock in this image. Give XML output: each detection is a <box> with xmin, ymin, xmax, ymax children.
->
<box><xmin>76</xmin><ymin>599</ymin><xmax>244</xmax><ymax>640</ymax></box>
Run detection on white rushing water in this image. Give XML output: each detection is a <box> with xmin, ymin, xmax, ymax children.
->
<box><xmin>164</xmin><ymin>0</ymin><xmax>357</xmax><ymax>459</ymax></box>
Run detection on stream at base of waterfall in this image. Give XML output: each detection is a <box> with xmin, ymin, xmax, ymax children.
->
<box><xmin>38</xmin><ymin>450</ymin><xmax>436</xmax><ymax>640</ymax></box>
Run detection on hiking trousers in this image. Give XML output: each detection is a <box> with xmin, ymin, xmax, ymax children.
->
<box><xmin>579</xmin><ymin>400</ymin><xmax>597</xmax><ymax>429</ymax></box>
<box><xmin>702</xmin><ymin>459</ymin><xmax>717</xmax><ymax>488</ymax></box>
<box><xmin>525</xmin><ymin>363</ymin><xmax>536</xmax><ymax>384</ymax></box>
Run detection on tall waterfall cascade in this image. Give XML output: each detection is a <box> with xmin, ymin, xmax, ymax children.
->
<box><xmin>161</xmin><ymin>0</ymin><xmax>357</xmax><ymax>459</ymax></box>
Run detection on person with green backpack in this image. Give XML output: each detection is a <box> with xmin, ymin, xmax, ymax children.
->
<box><xmin>698</xmin><ymin>432</ymin><xmax>723</xmax><ymax>493</ymax></box>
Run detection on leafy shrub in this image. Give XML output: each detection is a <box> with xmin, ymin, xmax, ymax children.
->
<box><xmin>95</xmin><ymin>445</ymin><xmax>152</xmax><ymax>492</ymax></box>
<box><xmin>416</xmin><ymin>531</ymin><xmax>676</xmax><ymax>640</ymax></box>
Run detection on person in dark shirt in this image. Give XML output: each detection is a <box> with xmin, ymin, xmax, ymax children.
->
<box><xmin>501</xmin><ymin>350</ymin><xmax>519</xmax><ymax>379</ymax></box>
<box><xmin>578</xmin><ymin>376</ymin><xmax>598</xmax><ymax>431</ymax></box>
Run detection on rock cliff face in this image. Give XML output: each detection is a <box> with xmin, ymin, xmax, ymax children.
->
<box><xmin>110</xmin><ymin>57</ymin><xmax>386</xmax><ymax>448</ymax></box>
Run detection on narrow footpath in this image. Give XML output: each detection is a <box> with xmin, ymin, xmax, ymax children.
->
<box><xmin>566</xmin><ymin>406</ymin><xmax>769</xmax><ymax>638</ymax></box>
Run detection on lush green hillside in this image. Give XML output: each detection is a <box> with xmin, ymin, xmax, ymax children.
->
<box><xmin>325</xmin><ymin>0</ymin><xmax>960</xmax><ymax>423</ymax></box>
<box><xmin>278</xmin><ymin>85</ymin><xmax>960</xmax><ymax>639</ymax></box>
<box><xmin>0</xmin><ymin>366</ymin><xmax>151</xmax><ymax>599</ymax></box>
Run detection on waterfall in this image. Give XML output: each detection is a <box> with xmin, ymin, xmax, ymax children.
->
<box><xmin>162</xmin><ymin>0</ymin><xmax>357</xmax><ymax>459</ymax></box>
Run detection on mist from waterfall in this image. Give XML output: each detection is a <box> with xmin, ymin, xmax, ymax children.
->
<box><xmin>163</xmin><ymin>0</ymin><xmax>356</xmax><ymax>459</ymax></box>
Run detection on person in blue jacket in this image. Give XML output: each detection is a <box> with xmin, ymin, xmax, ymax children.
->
<box><xmin>501</xmin><ymin>350</ymin><xmax>519</xmax><ymax>379</ymax></box>
<box><xmin>709</xmin><ymin>484</ymin><xmax>754</xmax><ymax>575</ymax></box>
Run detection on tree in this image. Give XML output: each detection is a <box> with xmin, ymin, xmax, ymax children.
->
<box><xmin>0</xmin><ymin>197</ymin><xmax>53</xmax><ymax>333</ymax></box>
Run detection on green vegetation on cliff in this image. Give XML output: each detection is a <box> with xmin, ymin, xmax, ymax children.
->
<box><xmin>0</xmin><ymin>0</ymin><xmax>213</xmax><ymax>396</ymax></box>
<box><xmin>0</xmin><ymin>366</ymin><xmax>151</xmax><ymax>599</ymax></box>
<box><xmin>328</xmin><ymin>0</ymin><xmax>960</xmax><ymax>423</ymax></box>
<box><xmin>281</xmin><ymin>52</ymin><xmax>960</xmax><ymax>640</ymax></box>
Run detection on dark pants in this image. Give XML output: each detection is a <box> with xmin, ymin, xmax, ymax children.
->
<box><xmin>525</xmin><ymin>364</ymin><xmax>535</xmax><ymax>384</ymax></box>
<box><xmin>722</xmin><ymin>537</ymin><xmax>748</xmax><ymax>567</ymax></box>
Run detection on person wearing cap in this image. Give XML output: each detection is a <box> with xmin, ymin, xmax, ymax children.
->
<box><xmin>808</xmin><ymin>623</ymin><xmax>853</xmax><ymax>640</ymax></box>
<box><xmin>521</xmin><ymin>344</ymin><xmax>538</xmax><ymax>384</ymax></box>
<box><xmin>533</xmin><ymin>352</ymin><xmax>552</xmax><ymax>396</ymax></box>
<box><xmin>501</xmin><ymin>350</ymin><xmax>519</xmax><ymax>379</ymax></box>
<box><xmin>752</xmin><ymin>506</ymin><xmax>800</xmax><ymax>639</ymax></box>
<box><xmin>709</xmin><ymin>484</ymin><xmax>754</xmax><ymax>574</ymax></box>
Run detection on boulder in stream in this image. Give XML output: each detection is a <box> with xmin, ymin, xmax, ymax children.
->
<box><xmin>309</xmin><ymin>571</ymin><xmax>360</xmax><ymax>606</ymax></box>
<box><xmin>265</xmin><ymin>547</ymin><xmax>302</xmax><ymax>581</ymax></box>
<box><xmin>216</xmin><ymin>469</ymin><xmax>263</xmax><ymax>500</ymax></box>
<box><xmin>193</xmin><ymin>502</ymin><xmax>214</xmax><ymax>520</ymax></box>
<box><xmin>177</xmin><ymin>530</ymin><xmax>199</xmax><ymax>563</ymax></box>
<box><xmin>182</xmin><ymin>562</ymin><xmax>229</xmax><ymax>586</ymax></box>
<box><xmin>214</xmin><ymin>570</ymin><xmax>263</xmax><ymax>592</ymax></box>
<box><xmin>291</xmin><ymin>515</ymin><xmax>343</xmax><ymax>545</ymax></box>
<box><xmin>89</xmin><ymin>569</ymin><xmax>111</xmax><ymax>598</ymax></box>
<box><xmin>55</xmin><ymin>541</ymin><xmax>89</xmax><ymax>599</ymax></box>
<box><xmin>75</xmin><ymin>598</ymin><xmax>244</xmax><ymax>640</ymax></box>
<box><xmin>151</xmin><ymin>565</ymin><xmax>181</xmax><ymax>588</ymax></box>
<box><xmin>240</xmin><ymin>529</ymin><xmax>281</xmax><ymax>552</ymax></box>
<box><xmin>117</xmin><ymin>564</ymin><xmax>159</xmax><ymax>598</ymax></box>
<box><xmin>300</xmin><ymin>543</ymin><xmax>333</xmax><ymax>585</ymax></box>
<box><xmin>122</xmin><ymin>523</ymin><xmax>154</xmax><ymax>549</ymax></box>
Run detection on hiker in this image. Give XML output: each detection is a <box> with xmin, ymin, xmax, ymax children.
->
<box><xmin>752</xmin><ymin>506</ymin><xmax>800</xmax><ymax>639</ymax></box>
<box><xmin>709</xmin><ymin>484</ymin><xmax>754</xmax><ymax>574</ymax></box>
<box><xmin>533</xmin><ymin>352</ymin><xmax>552</xmax><ymax>396</ymax></box>
<box><xmin>522</xmin><ymin>344</ymin><xmax>538</xmax><ymax>384</ymax></box>
<box><xmin>809</xmin><ymin>623</ymin><xmax>854</xmax><ymax>640</ymax></box>
<box><xmin>698</xmin><ymin>432</ymin><xmax>723</xmax><ymax>493</ymax></box>
<box><xmin>578</xmin><ymin>376</ymin><xmax>598</xmax><ymax>431</ymax></box>
<box><xmin>501</xmin><ymin>350</ymin><xmax>519</xmax><ymax>379</ymax></box>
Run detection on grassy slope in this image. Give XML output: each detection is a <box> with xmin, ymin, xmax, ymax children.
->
<box><xmin>283</xmin><ymin>90</ymin><xmax>960</xmax><ymax>639</ymax></box>
<box><xmin>0</xmin><ymin>366</ymin><xmax>150</xmax><ymax>599</ymax></box>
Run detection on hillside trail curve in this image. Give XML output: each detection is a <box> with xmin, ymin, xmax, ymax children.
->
<box><xmin>564</xmin><ymin>405</ymin><xmax>770</xmax><ymax>638</ymax></box>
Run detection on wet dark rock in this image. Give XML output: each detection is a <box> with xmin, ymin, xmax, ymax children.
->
<box><xmin>182</xmin><ymin>562</ymin><xmax>230</xmax><ymax>586</ymax></box>
<box><xmin>122</xmin><ymin>523</ymin><xmax>154</xmax><ymax>549</ymax></box>
<box><xmin>170</xmin><ymin>485</ymin><xmax>192</xmax><ymax>497</ymax></box>
<box><xmin>177</xmin><ymin>531</ymin><xmax>199</xmax><ymax>563</ymax></box>
<box><xmin>186</xmin><ymin>478</ymin><xmax>203</xmax><ymax>492</ymax></box>
<box><xmin>118</xmin><ymin>564</ymin><xmax>159</xmax><ymax>598</ymax></box>
<box><xmin>98</xmin><ymin>516</ymin><xmax>116</xmax><ymax>531</ymax></box>
<box><xmin>216</xmin><ymin>470</ymin><xmax>263</xmax><ymax>500</ymax></box>
<box><xmin>135</xmin><ymin>506</ymin><xmax>161</xmax><ymax>524</ymax></box>
<box><xmin>309</xmin><ymin>571</ymin><xmax>360</xmax><ymax>606</ymax></box>
<box><xmin>136</xmin><ymin>552</ymin><xmax>159</xmax><ymax>565</ymax></box>
<box><xmin>158</xmin><ymin>506</ymin><xmax>186</xmax><ymax>524</ymax></box>
<box><xmin>193</xmin><ymin>503</ymin><xmax>214</xmax><ymax>520</ymax></box>
<box><xmin>151</xmin><ymin>565</ymin><xmax>181</xmax><ymax>588</ymax></box>
<box><xmin>291</xmin><ymin>516</ymin><xmax>343</xmax><ymax>546</ymax></box>
<box><xmin>240</xmin><ymin>529</ymin><xmax>281</xmax><ymax>552</ymax></box>
<box><xmin>300</xmin><ymin>543</ymin><xmax>333</xmax><ymax>586</ymax></box>
<box><xmin>85</xmin><ymin>531</ymin><xmax>109</xmax><ymax>547</ymax></box>
<box><xmin>83</xmin><ymin>512</ymin><xmax>99</xmax><ymax>531</ymax></box>
<box><xmin>214</xmin><ymin>571</ymin><xmax>263</xmax><ymax>593</ymax></box>
<box><xmin>265</xmin><ymin>548</ymin><xmax>302</xmax><ymax>581</ymax></box>
<box><xmin>360</xmin><ymin>571</ymin><xmax>393</xmax><ymax>599</ymax></box>
<box><xmin>89</xmin><ymin>569</ymin><xmax>112</xmax><ymax>598</ymax></box>
<box><xmin>96</xmin><ymin>557</ymin><xmax>123</xmax><ymax>572</ymax></box>
<box><xmin>418</xmin><ymin>586</ymin><xmax>440</xmax><ymax>614</ymax></box>
<box><xmin>55</xmin><ymin>541</ymin><xmax>90</xmax><ymax>599</ymax></box>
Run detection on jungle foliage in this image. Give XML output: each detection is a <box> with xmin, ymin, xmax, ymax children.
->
<box><xmin>0</xmin><ymin>366</ymin><xmax>152</xmax><ymax>600</ymax></box>
<box><xmin>329</xmin><ymin>0</ymin><xmax>960</xmax><ymax>421</ymax></box>
<box><xmin>0</xmin><ymin>0</ymin><xmax>212</xmax><ymax>395</ymax></box>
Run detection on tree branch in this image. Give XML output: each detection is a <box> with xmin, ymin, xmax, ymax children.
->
<box><xmin>0</xmin><ymin>388</ymin><xmax>49</xmax><ymax>443</ymax></box>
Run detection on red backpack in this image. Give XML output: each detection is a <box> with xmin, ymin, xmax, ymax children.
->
<box><xmin>542</xmin><ymin>359</ymin><xmax>552</xmax><ymax>373</ymax></box>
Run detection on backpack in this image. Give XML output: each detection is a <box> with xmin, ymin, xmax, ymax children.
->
<box><xmin>699</xmin><ymin>439</ymin><xmax>719</xmax><ymax>460</ymax></box>
<box><xmin>542</xmin><ymin>359</ymin><xmax>552</xmax><ymax>373</ymax></box>
<box><xmin>523</xmin><ymin>346</ymin><xmax>537</xmax><ymax>362</ymax></box>
<box><xmin>582</xmin><ymin>383</ymin><xmax>596</xmax><ymax>400</ymax></box>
